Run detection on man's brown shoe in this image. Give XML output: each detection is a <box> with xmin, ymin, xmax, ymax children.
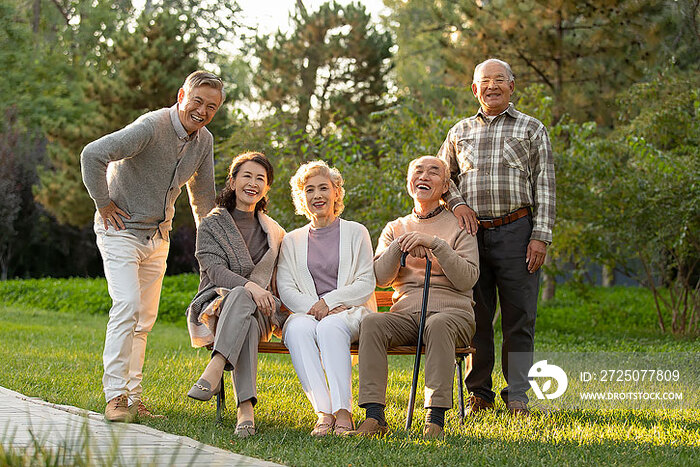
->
<box><xmin>105</xmin><ymin>395</ymin><xmax>132</xmax><ymax>423</ymax></box>
<box><xmin>506</xmin><ymin>400</ymin><xmax>530</xmax><ymax>417</ymax></box>
<box><xmin>129</xmin><ymin>400</ymin><xmax>166</xmax><ymax>419</ymax></box>
<box><xmin>466</xmin><ymin>395</ymin><xmax>494</xmax><ymax>416</ymax></box>
<box><xmin>423</xmin><ymin>422</ymin><xmax>444</xmax><ymax>440</ymax></box>
<box><xmin>343</xmin><ymin>418</ymin><xmax>389</xmax><ymax>437</ymax></box>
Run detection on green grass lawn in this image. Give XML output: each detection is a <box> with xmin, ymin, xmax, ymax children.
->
<box><xmin>0</xmin><ymin>279</ymin><xmax>698</xmax><ymax>466</ymax></box>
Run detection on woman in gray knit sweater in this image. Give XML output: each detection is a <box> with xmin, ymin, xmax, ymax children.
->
<box><xmin>186</xmin><ymin>152</ymin><xmax>285</xmax><ymax>438</ymax></box>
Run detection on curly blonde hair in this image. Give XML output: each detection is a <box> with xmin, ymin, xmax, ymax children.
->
<box><xmin>290</xmin><ymin>160</ymin><xmax>345</xmax><ymax>220</ymax></box>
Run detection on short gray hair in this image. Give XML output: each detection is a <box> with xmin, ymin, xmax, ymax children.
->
<box><xmin>473</xmin><ymin>59</ymin><xmax>515</xmax><ymax>84</ymax></box>
<box><xmin>407</xmin><ymin>156</ymin><xmax>449</xmax><ymax>183</ymax></box>
<box><xmin>182</xmin><ymin>70</ymin><xmax>225</xmax><ymax>102</ymax></box>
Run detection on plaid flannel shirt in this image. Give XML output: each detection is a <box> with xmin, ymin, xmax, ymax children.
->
<box><xmin>437</xmin><ymin>104</ymin><xmax>555</xmax><ymax>244</ymax></box>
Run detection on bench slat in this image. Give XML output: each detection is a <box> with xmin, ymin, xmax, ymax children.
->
<box><xmin>257</xmin><ymin>341</ymin><xmax>474</xmax><ymax>356</ymax></box>
<box><xmin>374</xmin><ymin>290</ymin><xmax>394</xmax><ymax>308</ymax></box>
<box><xmin>279</xmin><ymin>290</ymin><xmax>395</xmax><ymax>313</ymax></box>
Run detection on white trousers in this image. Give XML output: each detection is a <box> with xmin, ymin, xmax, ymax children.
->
<box><xmin>95</xmin><ymin>224</ymin><xmax>169</xmax><ymax>403</ymax></box>
<box><xmin>284</xmin><ymin>313</ymin><xmax>353</xmax><ymax>415</ymax></box>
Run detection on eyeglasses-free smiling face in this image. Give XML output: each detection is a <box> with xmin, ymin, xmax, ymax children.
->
<box><xmin>303</xmin><ymin>174</ymin><xmax>338</xmax><ymax>224</ymax></box>
<box><xmin>472</xmin><ymin>61</ymin><xmax>514</xmax><ymax>116</ymax></box>
<box><xmin>230</xmin><ymin>161</ymin><xmax>270</xmax><ymax>212</ymax></box>
<box><xmin>407</xmin><ymin>156</ymin><xmax>449</xmax><ymax>203</ymax></box>
<box><xmin>177</xmin><ymin>85</ymin><xmax>223</xmax><ymax>134</ymax></box>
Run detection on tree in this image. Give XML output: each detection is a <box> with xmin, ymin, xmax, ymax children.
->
<box><xmin>610</xmin><ymin>68</ymin><xmax>699</xmax><ymax>334</ymax></box>
<box><xmin>659</xmin><ymin>0</ymin><xmax>700</xmax><ymax>68</ymax></box>
<box><xmin>33</xmin><ymin>7</ymin><xmax>212</xmax><ymax>227</ymax></box>
<box><xmin>0</xmin><ymin>104</ymin><xmax>104</xmax><ymax>279</ymax></box>
<box><xmin>384</xmin><ymin>0</ymin><xmax>696</xmax><ymax>123</ymax></box>
<box><xmin>381</xmin><ymin>0</ymin><xmax>473</xmax><ymax>112</ymax></box>
<box><xmin>0</xmin><ymin>1</ymin><xmax>113</xmax><ymax>278</ymax></box>
<box><xmin>253</xmin><ymin>1</ymin><xmax>393</xmax><ymax>138</ymax></box>
<box><xmin>554</xmin><ymin>68</ymin><xmax>699</xmax><ymax>334</ymax></box>
<box><xmin>1</xmin><ymin>1</ymin><xmax>247</xmax><ymax>277</ymax></box>
<box><xmin>0</xmin><ymin>108</ymin><xmax>33</xmax><ymax>279</ymax></box>
<box><xmin>9</xmin><ymin>0</ymin><xmax>245</xmax><ymax>229</ymax></box>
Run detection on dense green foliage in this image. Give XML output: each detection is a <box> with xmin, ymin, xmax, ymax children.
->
<box><xmin>0</xmin><ymin>0</ymin><xmax>698</xmax><ymax>333</ymax></box>
<box><xmin>0</xmin><ymin>0</ymin><xmax>246</xmax><ymax>278</ymax></box>
<box><xmin>384</xmin><ymin>0</ymin><xmax>698</xmax><ymax>122</ymax></box>
<box><xmin>0</xmin><ymin>287</ymin><xmax>697</xmax><ymax>465</ymax></box>
<box><xmin>553</xmin><ymin>68</ymin><xmax>700</xmax><ymax>334</ymax></box>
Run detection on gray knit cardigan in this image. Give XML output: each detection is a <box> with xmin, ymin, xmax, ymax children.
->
<box><xmin>187</xmin><ymin>207</ymin><xmax>285</xmax><ymax>321</ymax></box>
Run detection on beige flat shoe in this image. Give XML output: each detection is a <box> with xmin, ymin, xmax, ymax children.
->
<box><xmin>311</xmin><ymin>419</ymin><xmax>335</xmax><ymax>437</ymax></box>
<box><xmin>187</xmin><ymin>378</ymin><xmax>221</xmax><ymax>401</ymax></box>
<box><xmin>234</xmin><ymin>420</ymin><xmax>256</xmax><ymax>438</ymax></box>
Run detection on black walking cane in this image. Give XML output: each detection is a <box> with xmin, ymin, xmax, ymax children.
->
<box><xmin>403</xmin><ymin>251</ymin><xmax>432</xmax><ymax>432</ymax></box>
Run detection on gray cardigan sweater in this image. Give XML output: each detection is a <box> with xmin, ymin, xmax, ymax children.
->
<box><xmin>188</xmin><ymin>207</ymin><xmax>286</xmax><ymax>319</ymax></box>
<box><xmin>80</xmin><ymin>105</ymin><xmax>216</xmax><ymax>242</ymax></box>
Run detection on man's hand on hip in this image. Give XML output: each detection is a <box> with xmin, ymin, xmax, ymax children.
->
<box><xmin>453</xmin><ymin>204</ymin><xmax>478</xmax><ymax>236</ymax></box>
<box><xmin>99</xmin><ymin>200</ymin><xmax>131</xmax><ymax>231</ymax></box>
<box><xmin>526</xmin><ymin>239</ymin><xmax>547</xmax><ymax>273</ymax></box>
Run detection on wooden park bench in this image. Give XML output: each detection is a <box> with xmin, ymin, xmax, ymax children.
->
<box><xmin>215</xmin><ymin>289</ymin><xmax>475</xmax><ymax>426</ymax></box>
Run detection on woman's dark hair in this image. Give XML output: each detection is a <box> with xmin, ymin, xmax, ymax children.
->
<box><xmin>216</xmin><ymin>152</ymin><xmax>274</xmax><ymax>213</ymax></box>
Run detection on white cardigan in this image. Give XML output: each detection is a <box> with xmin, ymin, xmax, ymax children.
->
<box><xmin>276</xmin><ymin>218</ymin><xmax>377</xmax><ymax>340</ymax></box>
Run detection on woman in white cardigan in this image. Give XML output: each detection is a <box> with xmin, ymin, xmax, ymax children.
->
<box><xmin>277</xmin><ymin>160</ymin><xmax>377</xmax><ymax>436</ymax></box>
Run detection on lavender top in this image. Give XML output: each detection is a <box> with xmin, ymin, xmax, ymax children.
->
<box><xmin>307</xmin><ymin>218</ymin><xmax>340</xmax><ymax>298</ymax></box>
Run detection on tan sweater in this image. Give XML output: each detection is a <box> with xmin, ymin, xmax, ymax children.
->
<box><xmin>374</xmin><ymin>209</ymin><xmax>479</xmax><ymax>314</ymax></box>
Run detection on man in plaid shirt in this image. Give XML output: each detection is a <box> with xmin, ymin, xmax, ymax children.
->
<box><xmin>437</xmin><ymin>58</ymin><xmax>555</xmax><ymax>416</ymax></box>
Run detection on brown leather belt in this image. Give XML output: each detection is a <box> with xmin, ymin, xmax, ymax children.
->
<box><xmin>478</xmin><ymin>207</ymin><xmax>530</xmax><ymax>229</ymax></box>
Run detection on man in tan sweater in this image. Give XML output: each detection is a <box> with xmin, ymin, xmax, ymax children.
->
<box><xmin>347</xmin><ymin>156</ymin><xmax>479</xmax><ymax>439</ymax></box>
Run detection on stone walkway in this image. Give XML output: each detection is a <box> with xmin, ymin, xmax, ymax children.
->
<box><xmin>0</xmin><ymin>386</ymin><xmax>283</xmax><ymax>466</ymax></box>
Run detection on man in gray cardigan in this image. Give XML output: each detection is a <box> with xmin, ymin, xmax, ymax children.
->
<box><xmin>81</xmin><ymin>70</ymin><xmax>224</xmax><ymax>422</ymax></box>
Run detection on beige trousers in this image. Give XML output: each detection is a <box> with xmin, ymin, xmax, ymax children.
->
<box><xmin>95</xmin><ymin>224</ymin><xmax>169</xmax><ymax>404</ymax></box>
<box><xmin>358</xmin><ymin>308</ymin><xmax>475</xmax><ymax>409</ymax></box>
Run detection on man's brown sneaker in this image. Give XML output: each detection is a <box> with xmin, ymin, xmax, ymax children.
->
<box><xmin>423</xmin><ymin>422</ymin><xmax>444</xmax><ymax>440</ymax></box>
<box><xmin>129</xmin><ymin>400</ymin><xmax>166</xmax><ymax>419</ymax></box>
<box><xmin>343</xmin><ymin>418</ymin><xmax>389</xmax><ymax>437</ymax></box>
<box><xmin>466</xmin><ymin>395</ymin><xmax>494</xmax><ymax>415</ymax></box>
<box><xmin>506</xmin><ymin>400</ymin><xmax>530</xmax><ymax>417</ymax></box>
<box><xmin>105</xmin><ymin>395</ymin><xmax>132</xmax><ymax>423</ymax></box>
